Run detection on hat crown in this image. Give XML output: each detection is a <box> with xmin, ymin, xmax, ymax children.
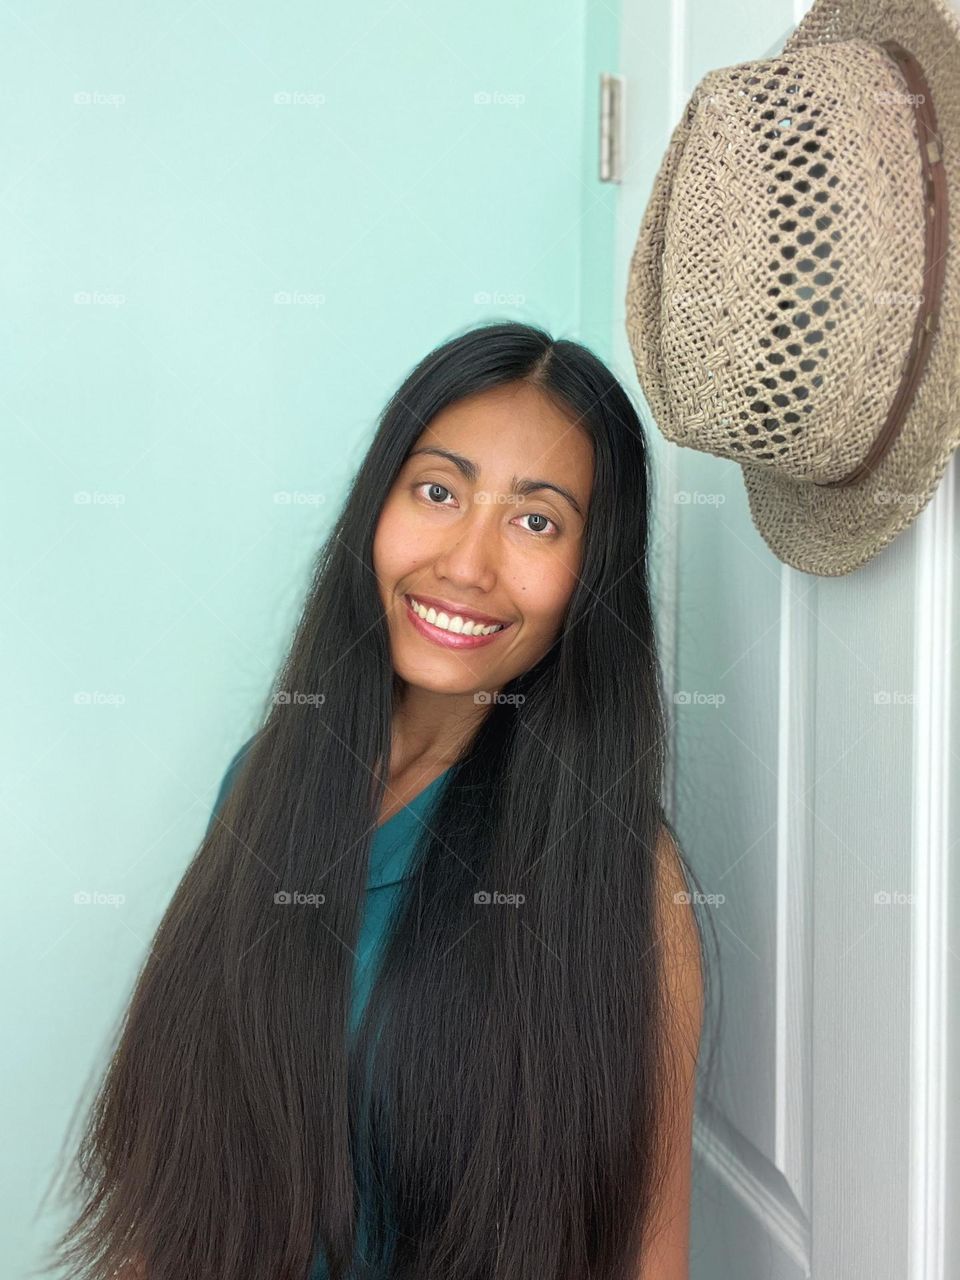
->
<box><xmin>628</xmin><ymin>38</ymin><xmax>926</xmax><ymax>484</ymax></box>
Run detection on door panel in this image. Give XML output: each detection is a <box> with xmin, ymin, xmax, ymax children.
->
<box><xmin>611</xmin><ymin>2</ymin><xmax>959</xmax><ymax>1276</ymax></box>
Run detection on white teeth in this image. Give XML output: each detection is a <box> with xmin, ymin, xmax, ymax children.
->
<box><xmin>408</xmin><ymin>596</ymin><xmax>505</xmax><ymax>637</ymax></box>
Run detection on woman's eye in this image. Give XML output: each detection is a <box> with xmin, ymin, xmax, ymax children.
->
<box><xmin>514</xmin><ymin>512</ymin><xmax>558</xmax><ymax>538</ymax></box>
<box><xmin>415</xmin><ymin>482</ymin><xmax>457</xmax><ymax>506</ymax></box>
<box><xmin>413</xmin><ymin>483</ymin><xmax>557</xmax><ymax>537</ymax></box>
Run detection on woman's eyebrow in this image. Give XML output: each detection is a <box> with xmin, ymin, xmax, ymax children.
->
<box><xmin>406</xmin><ymin>445</ymin><xmax>584</xmax><ymax>519</ymax></box>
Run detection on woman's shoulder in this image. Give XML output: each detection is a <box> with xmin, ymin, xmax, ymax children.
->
<box><xmin>634</xmin><ymin>825</ymin><xmax>704</xmax><ymax>1279</ymax></box>
<box><xmin>653</xmin><ymin>824</ymin><xmax>704</xmax><ymax>1058</ymax></box>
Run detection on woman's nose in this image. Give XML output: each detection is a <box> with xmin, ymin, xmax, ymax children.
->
<box><xmin>433</xmin><ymin>508</ymin><xmax>500</xmax><ymax>590</ymax></box>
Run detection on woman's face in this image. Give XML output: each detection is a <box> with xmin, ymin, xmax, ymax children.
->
<box><xmin>373</xmin><ymin>381</ymin><xmax>594</xmax><ymax>696</ymax></box>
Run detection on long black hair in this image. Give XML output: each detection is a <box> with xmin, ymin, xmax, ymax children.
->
<box><xmin>43</xmin><ymin>321</ymin><xmax>719</xmax><ymax>1280</ymax></box>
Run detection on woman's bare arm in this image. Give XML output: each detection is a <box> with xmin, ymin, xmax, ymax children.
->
<box><xmin>635</xmin><ymin>828</ymin><xmax>705</xmax><ymax>1280</ymax></box>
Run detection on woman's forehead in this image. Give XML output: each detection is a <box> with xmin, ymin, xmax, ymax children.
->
<box><xmin>411</xmin><ymin>385</ymin><xmax>594</xmax><ymax>489</ymax></box>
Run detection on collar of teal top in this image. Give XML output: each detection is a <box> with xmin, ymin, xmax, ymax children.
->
<box><xmin>367</xmin><ymin>767</ymin><xmax>452</xmax><ymax>889</ymax></box>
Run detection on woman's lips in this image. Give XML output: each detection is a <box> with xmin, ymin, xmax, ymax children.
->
<box><xmin>402</xmin><ymin>594</ymin><xmax>513</xmax><ymax>650</ymax></box>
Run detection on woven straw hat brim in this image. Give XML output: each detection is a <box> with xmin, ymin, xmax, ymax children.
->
<box><xmin>741</xmin><ymin>0</ymin><xmax>960</xmax><ymax>576</ymax></box>
<box><xmin>627</xmin><ymin>0</ymin><xmax>960</xmax><ymax>577</ymax></box>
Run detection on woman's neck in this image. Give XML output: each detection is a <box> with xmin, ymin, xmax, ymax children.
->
<box><xmin>388</xmin><ymin>682</ymin><xmax>492</xmax><ymax>777</ymax></box>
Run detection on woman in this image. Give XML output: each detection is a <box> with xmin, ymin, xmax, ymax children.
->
<box><xmin>48</xmin><ymin>322</ymin><xmax>714</xmax><ymax>1280</ymax></box>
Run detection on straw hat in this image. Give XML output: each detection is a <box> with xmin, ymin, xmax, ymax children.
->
<box><xmin>624</xmin><ymin>0</ymin><xmax>959</xmax><ymax>576</ymax></box>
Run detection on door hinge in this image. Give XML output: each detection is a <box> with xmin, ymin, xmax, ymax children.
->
<box><xmin>599</xmin><ymin>73</ymin><xmax>624</xmax><ymax>183</ymax></box>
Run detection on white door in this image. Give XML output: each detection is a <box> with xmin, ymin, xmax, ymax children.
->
<box><xmin>610</xmin><ymin>2</ymin><xmax>960</xmax><ymax>1277</ymax></box>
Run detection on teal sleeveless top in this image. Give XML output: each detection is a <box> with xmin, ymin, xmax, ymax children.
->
<box><xmin>207</xmin><ymin>740</ymin><xmax>451</xmax><ymax>1279</ymax></box>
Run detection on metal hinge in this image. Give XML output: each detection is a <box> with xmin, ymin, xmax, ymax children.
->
<box><xmin>599</xmin><ymin>73</ymin><xmax>624</xmax><ymax>183</ymax></box>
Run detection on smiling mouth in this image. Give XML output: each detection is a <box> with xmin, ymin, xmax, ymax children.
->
<box><xmin>405</xmin><ymin>594</ymin><xmax>509</xmax><ymax>635</ymax></box>
<box><xmin>402</xmin><ymin>593</ymin><xmax>515</xmax><ymax>649</ymax></box>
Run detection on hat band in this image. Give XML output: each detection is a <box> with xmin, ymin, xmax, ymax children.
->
<box><xmin>815</xmin><ymin>39</ymin><xmax>948</xmax><ymax>489</ymax></box>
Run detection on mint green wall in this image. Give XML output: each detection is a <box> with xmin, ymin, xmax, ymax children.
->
<box><xmin>3</xmin><ymin>3</ymin><xmax>618</xmax><ymax>1275</ymax></box>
